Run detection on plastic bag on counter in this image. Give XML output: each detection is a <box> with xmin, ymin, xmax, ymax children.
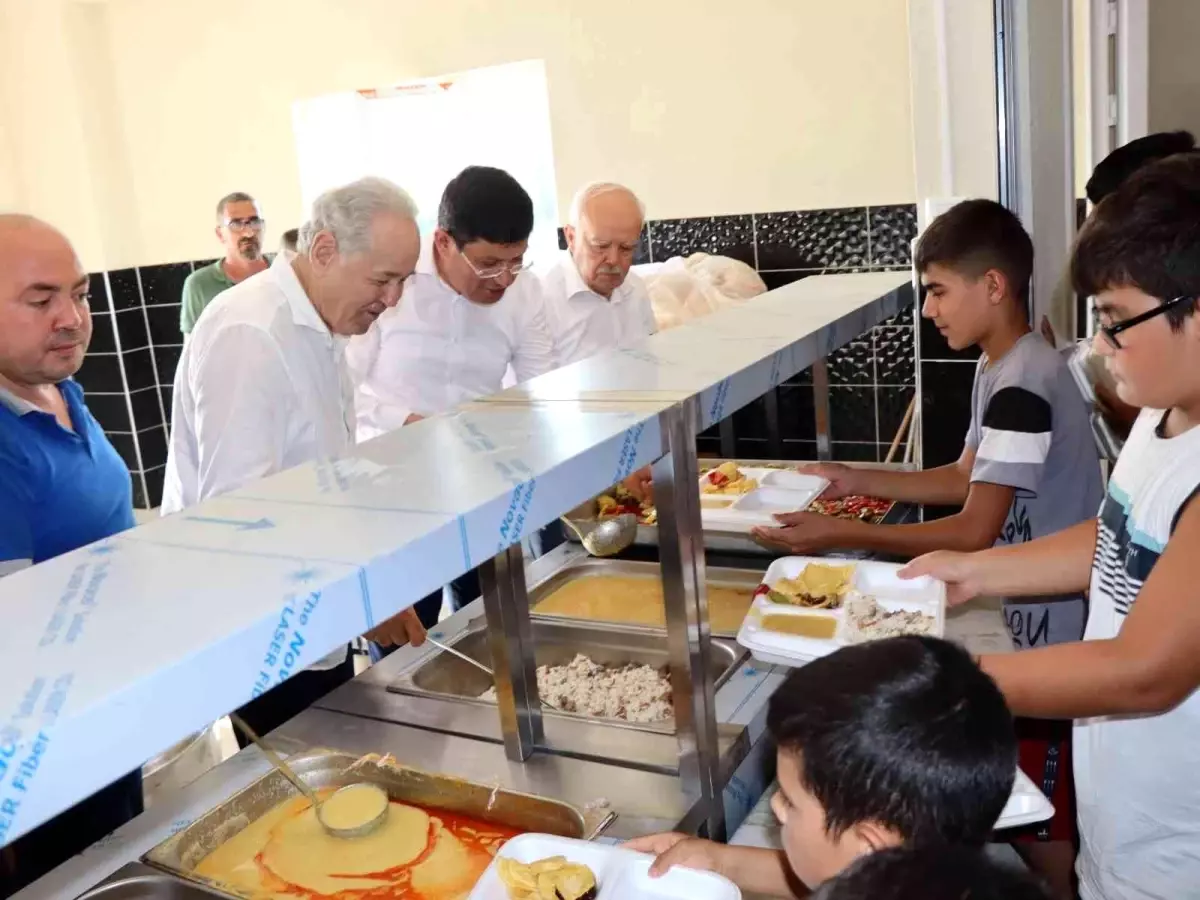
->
<box><xmin>635</xmin><ymin>253</ymin><xmax>767</xmax><ymax>331</ymax></box>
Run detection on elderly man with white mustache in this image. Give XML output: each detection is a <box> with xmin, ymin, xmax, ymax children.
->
<box><xmin>540</xmin><ymin>182</ymin><xmax>657</xmax><ymax>367</ymax></box>
<box><xmin>540</xmin><ymin>182</ymin><xmax>658</xmax><ymax>500</ymax></box>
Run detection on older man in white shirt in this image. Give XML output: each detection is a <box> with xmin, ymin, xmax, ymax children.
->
<box><xmin>162</xmin><ymin>176</ymin><xmax>426</xmax><ymax>744</ymax></box>
<box><xmin>348</xmin><ymin>165</ymin><xmax>555</xmax><ymax>442</ymax></box>
<box><xmin>541</xmin><ymin>182</ymin><xmax>656</xmax><ymax>366</ymax></box>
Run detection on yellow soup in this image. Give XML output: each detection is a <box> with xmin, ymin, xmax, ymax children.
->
<box><xmin>533</xmin><ymin>575</ymin><xmax>755</xmax><ymax>634</ymax></box>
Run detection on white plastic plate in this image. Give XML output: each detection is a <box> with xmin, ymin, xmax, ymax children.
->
<box><xmin>736</xmin><ymin>556</ymin><xmax>946</xmax><ymax>667</ymax></box>
<box><xmin>471</xmin><ymin>833</ymin><xmax>742</xmax><ymax>900</ymax></box>
<box><xmin>698</xmin><ymin>467</ymin><xmax>829</xmax><ymax>531</ymax></box>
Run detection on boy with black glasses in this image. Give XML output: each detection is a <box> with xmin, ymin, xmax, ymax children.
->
<box><xmin>905</xmin><ymin>153</ymin><xmax>1200</xmax><ymax>900</ymax></box>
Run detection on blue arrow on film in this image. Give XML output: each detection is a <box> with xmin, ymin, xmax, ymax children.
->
<box><xmin>185</xmin><ymin>515</ymin><xmax>275</xmax><ymax>532</ymax></box>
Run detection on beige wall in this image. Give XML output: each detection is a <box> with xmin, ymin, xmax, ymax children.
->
<box><xmin>906</xmin><ymin>0</ymin><xmax>999</xmax><ymax>215</ymax></box>
<box><xmin>1148</xmin><ymin>0</ymin><xmax>1200</xmax><ymax>138</ymax></box>
<box><xmin>1</xmin><ymin>0</ymin><xmax>917</xmax><ymax>270</ymax></box>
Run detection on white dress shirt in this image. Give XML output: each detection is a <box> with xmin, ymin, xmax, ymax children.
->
<box><xmin>540</xmin><ymin>252</ymin><xmax>657</xmax><ymax>366</ymax></box>
<box><xmin>347</xmin><ymin>236</ymin><xmax>556</xmax><ymax>441</ymax></box>
<box><xmin>163</xmin><ymin>254</ymin><xmax>355</xmax><ymax>515</ymax></box>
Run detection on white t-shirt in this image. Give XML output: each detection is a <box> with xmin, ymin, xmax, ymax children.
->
<box><xmin>1075</xmin><ymin>409</ymin><xmax>1200</xmax><ymax>900</ymax></box>
<box><xmin>539</xmin><ymin>252</ymin><xmax>656</xmax><ymax>366</ymax></box>
<box><xmin>346</xmin><ymin>236</ymin><xmax>556</xmax><ymax>441</ymax></box>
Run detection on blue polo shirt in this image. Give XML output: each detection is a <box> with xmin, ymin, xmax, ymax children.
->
<box><xmin>0</xmin><ymin>379</ymin><xmax>136</xmax><ymax>565</ymax></box>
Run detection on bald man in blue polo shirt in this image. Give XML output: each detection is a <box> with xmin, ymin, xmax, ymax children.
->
<box><xmin>0</xmin><ymin>215</ymin><xmax>142</xmax><ymax>894</ymax></box>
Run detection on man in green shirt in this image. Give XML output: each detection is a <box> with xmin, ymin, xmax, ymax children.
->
<box><xmin>179</xmin><ymin>191</ymin><xmax>269</xmax><ymax>336</ymax></box>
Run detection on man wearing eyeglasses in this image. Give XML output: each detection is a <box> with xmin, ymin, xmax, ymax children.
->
<box><xmin>179</xmin><ymin>192</ymin><xmax>269</xmax><ymax>337</ymax></box>
<box><xmin>348</xmin><ymin>166</ymin><xmax>554</xmax><ymax>440</ymax></box>
<box><xmin>348</xmin><ymin>166</ymin><xmax>555</xmax><ymax>628</ymax></box>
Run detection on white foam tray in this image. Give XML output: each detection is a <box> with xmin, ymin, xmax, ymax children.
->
<box><xmin>1000</xmin><ymin>767</ymin><xmax>1057</xmax><ymax>830</ymax></box>
<box><xmin>470</xmin><ymin>833</ymin><xmax>741</xmax><ymax>900</ymax></box>
<box><xmin>737</xmin><ymin>556</ymin><xmax>947</xmax><ymax>667</ymax></box>
<box><xmin>698</xmin><ymin>468</ymin><xmax>829</xmax><ymax>532</ymax></box>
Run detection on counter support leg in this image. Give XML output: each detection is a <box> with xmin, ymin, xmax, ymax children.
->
<box><xmin>479</xmin><ymin>542</ymin><xmax>543</xmax><ymax>761</ymax></box>
<box><xmin>813</xmin><ymin>358</ymin><xmax>832</xmax><ymax>461</ymax></box>
<box><xmin>652</xmin><ymin>400</ymin><xmax>725</xmax><ymax>842</ymax></box>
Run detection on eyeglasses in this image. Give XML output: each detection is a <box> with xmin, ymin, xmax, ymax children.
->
<box><xmin>458</xmin><ymin>250</ymin><xmax>532</xmax><ymax>281</ymax></box>
<box><xmin>224</xmin><ymin>217</ymin><xmax>265</xmax><ymax>233</ymax></box>
<box><xmin>1094</xmin><ymin>295</ymin><xmax>1193</xmax><ymax>349</ymax></box>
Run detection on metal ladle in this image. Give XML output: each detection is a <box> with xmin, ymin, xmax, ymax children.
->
<box><xmin>229</xmin><ymin>713</ymin><xmax>388</xmax><ymax>839</ymax></box>
<box><xmin>560</xmin><ymin>513</ymin><xmax>638</xmax><ymax>557</ymax></box>
<box><xmin>425</xmin><ymin>635</ymin><xmax>556</xmax><ymax>712</ymax></box>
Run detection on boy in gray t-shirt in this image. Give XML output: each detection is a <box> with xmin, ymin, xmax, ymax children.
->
<box><xmin>965</xmin><ymin>331</ymin><xmax>1103</xmax><ymax>647</ymax></box>
<box><xmin>753</xmin><ymin>199</ymin><xmax>1102</xmax><ymax>650</ymax></box>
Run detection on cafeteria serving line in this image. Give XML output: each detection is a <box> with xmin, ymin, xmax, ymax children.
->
<box><xmin>2</xmin><ymin>269</ymin><xmax>1039</xmax><ymax>900</ymax></box>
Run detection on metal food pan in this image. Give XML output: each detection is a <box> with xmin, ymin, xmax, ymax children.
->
<box><xmin>75</xmin><ymin>863</ymin><xmax>232</xmax><ymax>899</ymax></box>
<box><xmin>527</xmin><ymin>557</ymin><xmax>764</xmax><ymax>637</ymax></box>
<box><xmin>143</xmin><ymin>748</ymin><xmax>612</xmax><ymax>891</ymax></box>
<box><xmin>387</xmin><ymin>616</ymin><xmax>746</xmax><ymax>730</ymax></box>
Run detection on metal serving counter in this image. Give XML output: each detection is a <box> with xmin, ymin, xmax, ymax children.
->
<box><xmin>7</xmin><ymin>273</ymin><xmax>918</xmax><ymax>898</ymax></box>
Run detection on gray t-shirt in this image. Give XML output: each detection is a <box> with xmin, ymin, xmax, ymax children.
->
<box><xmin>965</xmin><ymin>332</ymin><xmax>1103</xmax><ymax>649</ymax></box>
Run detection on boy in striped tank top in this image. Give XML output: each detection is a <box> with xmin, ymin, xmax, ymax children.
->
<box><xmin>905</xmin><ymin>153</ymin><xmax>1200</xmax><ymax>900</ymax></box>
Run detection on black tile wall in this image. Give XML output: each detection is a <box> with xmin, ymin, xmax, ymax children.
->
<box><xmin>75</xmin><ymin>352</ymin><xmax>126</xmax><ymax>394</ymax></box>
<box><xmin>128</xmin><ymin>385</ymin><xmax>163</xmax><ymax>433</ymax></box>
<box><xmin>86</xmin><ymin>392</ymin><xmax>133</xmax><ymax>434</ymax></box>
<box><xmin>115</xmin><ymin>308</ymin><xmax>150</xmax><ymax>352</ymax></box>
<box><xmin>139</xmin><ymin>262</ymin><xmax>192</xmax><ymax>307</ymax></box>
<box><xmin>874</xmin><ymin>325</ymin><xmax>915</xmax><ymax>384</ymax></box>
<box><xmin>830</xmin><ymin>386</ymin><xmax>877</xmax><ymax>443</ymax></box>
<box><xmin>137</xmin><ymin>425</ymin><xmax>169</xmax><ymax>471</ymax></box>
<box><xmin>828</xmin><ymin>336</ymin><xmax>874</xmax><ymax>386</ymax></box>
<box><xmin>867</xmin><ymin>204</ymin><xmax>919</xmax><ymax>268</ymax></box>
<box><xmin>755</xmin><ymin>208</ymin><xmax>868</xmax><ymax>271</ymax></box>
<box><xmin>146</xmin><ymin>304</ymin><xmax>183</xmax><ymax>347</ymax></box>
<box><xmin>649</xmin><ymin>215</ymin><xmax>755</xmax><ymax>268</ymax></box>
<box><xmin>89</xmin><ymin>312</ymin><xmax>118</xmax><ymax>355</ymax></box>
<box><xmin>778</xmin><ymin>385</ymin><xmax>816</xmax><ymax>441</ymax></box>
<box><xmin>143</xmin><ymin>467</ymin><xmax>166</xmax><ymax>508</ymax></box>
<box><xmin>121</xmin><ymin>347</ymin><xmax>157</xmax><ymax>392</ymax></box>
<box><xmin>919</xmin><ymin>361</ymin><xmax>976</xmax><ymax>467</ymax></box>
<box><xmin>88</xmin><ymin>271</ymin><xmax>111</xmax><ymax>311</ymax></box>
<box><xmin>831</xmin><ymin>443</ymin><xmax>880</xmax><ymax>463</ymax></box>
<box><xmin>155</xmin><ymin>345</ymin><xmax>183</xmax><ymax>387</ymax></box>
<box><xmin>131</xmin><ymin>471</ymin><xmax>148</xmax><ymax>511</ymax></box>
<box><xmin>107</xmin><ymin>431</ymin><xmax>140</xmax><ymax>471</ymax></box>
<box><xmin>878</xmin><ymin>386</ymin><xmax>916</xmax><ymax>442</ymax></box>
<box><xmin>732</xmin><ymin>397</ymin><xmax>769</xmax><ymax>440</ymax></box>
<box><xmin>106</xmin><ymin>268</ymin><xmax>142</xmax><ymax>310</ymax></box>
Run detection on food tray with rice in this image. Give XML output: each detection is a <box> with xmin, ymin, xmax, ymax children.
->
<box><xmin>736</xmin><ymin>556</ymin><xmax>946</xmax><ymax>667</ymax></box>
<box><xmin>471</xmin><ymin>833</ymin><xmax>741</xmax><ymax>900</ymax></box>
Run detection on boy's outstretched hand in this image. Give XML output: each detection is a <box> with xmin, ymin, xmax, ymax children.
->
<box><xmin>900</xmin><ymin>551</ymin><xmax>982</xmax><ymax>607</ymax></box>
<box><xmin>623</xmin><ymin>833</ymin><xmax>726</xmax><ymax>878</ymax></box>
<box><xmin>752</xmin><ymin>510</ymin><xmax>849</xmax><ymax>554</ymax></box>
<box><xmin>795</xmin><ymin>462</ymin><xmax>861</xmax><ymax>500</ymax></box>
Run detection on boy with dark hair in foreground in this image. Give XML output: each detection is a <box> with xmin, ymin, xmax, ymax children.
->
<box><xmin>905</xmin><ymin>153</ymin><xmax>1200</xmax><ymax>900</ymax></box>
<box><xmin>627</xmin><ymin>636</ymin><xmax>1017</xmax><ymax>897</ymax></box>
<box><xmin>811</xmin><ymin>846</ymin><xmax>1051</xmax><ymax>900</ymax></box>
